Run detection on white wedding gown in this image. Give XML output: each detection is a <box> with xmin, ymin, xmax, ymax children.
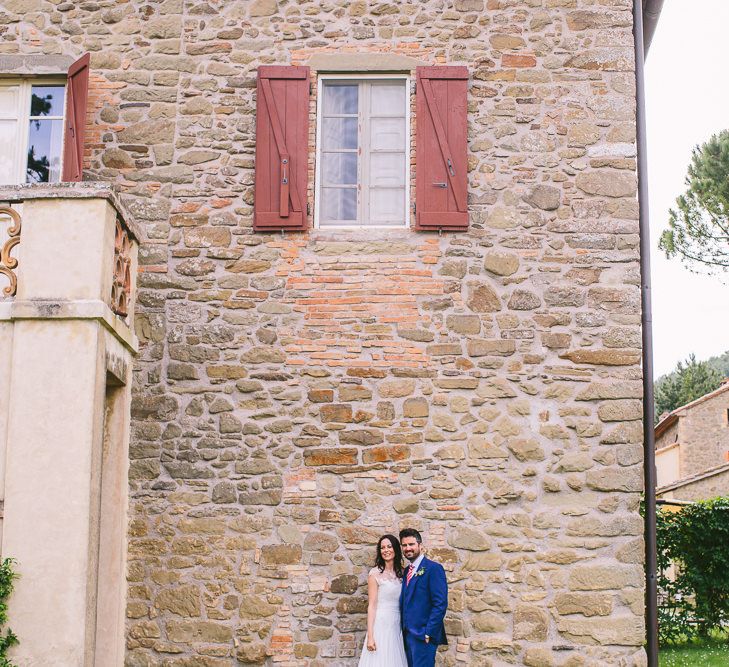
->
<box><xmin>357</xmin><ymin>567</ymin><xmax>408</xmax><ymax>667</ymax></box>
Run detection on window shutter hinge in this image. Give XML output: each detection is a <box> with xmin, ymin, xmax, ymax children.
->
<box><xmin>413</xmin><ymin>202</ymin><xmax>416</xmax><ymax>214</ymax></box>
<box><xmin>307</xmin><ymin>202</ymin><xmax>311</xmax><ymax>215</ymax></box>
<box><xmin>310</xmin><ymin>82</ymin><xmax>313</xmax><ymax>95</ymax></box>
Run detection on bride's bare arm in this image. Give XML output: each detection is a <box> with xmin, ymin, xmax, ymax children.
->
<box><xmin>366</xmin><ymin>572</ymin><xmax>379</xmax><ymax>651</ymax></box>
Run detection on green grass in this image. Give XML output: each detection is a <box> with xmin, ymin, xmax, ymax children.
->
<box><xmin>659</xmin><ymin>634</ymin><xmax>729</xmax><ymax>666</ymax></box>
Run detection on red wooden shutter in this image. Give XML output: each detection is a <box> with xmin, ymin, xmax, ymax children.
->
<box><xmin>254</xmin><ymin>66</ymin><xmax>310</xmax><ymax>232</ymax></box>
<box><xmin>62</xmin><ymin>53</ymin><xmax>90</xmax><ymax>182</ymax></box>
<box><xmin>416</xmin><ymin>66</ymin><xmax>469</xmax><ymax>231</ymax></box>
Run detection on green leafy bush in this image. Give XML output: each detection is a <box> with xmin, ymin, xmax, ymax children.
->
<box><xmin>0</xmin><ymin>558</ymin><xmax>17</xmax><ymax>667</ymax></box>
<box><xmin>657</xmin><ymin>498</ymin><xmax>729</xmax><ymax>644</ymax></box>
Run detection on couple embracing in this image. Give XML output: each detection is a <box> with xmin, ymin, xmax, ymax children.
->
<box><xmin>357</xmin><ymin>528</ymin><xmax>448</xmax><ymax>667</ymax></box>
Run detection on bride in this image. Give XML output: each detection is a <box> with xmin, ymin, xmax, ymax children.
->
<box><xmin>357</xmin><ymin>534</ymin><xmax>408</xmax><ymax>667</ymax></box>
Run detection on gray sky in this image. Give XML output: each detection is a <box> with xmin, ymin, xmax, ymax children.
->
<box><xmin>645</xmin><ymin>1</ymin><xmax>729</xmax><ymax>377</ymax></box>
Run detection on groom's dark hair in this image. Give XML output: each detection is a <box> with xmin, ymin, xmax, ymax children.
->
<box><xmin>399</xmin><ymin>528</ymin><xmax>422</xmax><ymax>543</ymax></box>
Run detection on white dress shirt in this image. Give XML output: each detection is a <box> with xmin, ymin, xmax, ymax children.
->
<box><xmin>407</xmin><ymin>553</ymin><xmax>425</xmax><ymax>575</ymax></box>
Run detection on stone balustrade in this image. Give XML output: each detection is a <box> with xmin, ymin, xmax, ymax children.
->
<box><xmin>0</xmin><ymin>183</ymin><xmax>138</xmax><ymax>666</ymax></box>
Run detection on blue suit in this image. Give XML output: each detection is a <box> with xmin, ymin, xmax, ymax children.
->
<box><xmin>400</xmin><ymin>557</ymin><xmax>448</xmax><ymax>667</ymax></box>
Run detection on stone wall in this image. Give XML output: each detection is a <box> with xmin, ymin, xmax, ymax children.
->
<box><xmin>676</xmin><ymin>389</ymin><xmax>729</xmax><ymax>479</ymax></box>
<box><xmin>654</xmin><ymin>419</ymin><xmax>677</xmax><ymax>451</ymax></box>
<box><xmin>1</xmin><ymin>1</ymin><xmax>647</xmax><ymax>665</ymax></box>
<box><xmin>658</xmin><ymin>465</ymin><xmax>729</xmax><ymax>503</ymax></box>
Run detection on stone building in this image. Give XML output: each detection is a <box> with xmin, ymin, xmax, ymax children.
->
<box><xmin>0</xmin><ymin>1</ymin><xmax>658</xmax><ymax>665</ymax></box>
<box><xmin>655</xmin><ymin>381</ymin><xmax>729</xmax><ymax>502</ymax></box>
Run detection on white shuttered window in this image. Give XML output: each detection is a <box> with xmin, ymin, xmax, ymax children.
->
<box><xmin>316</xmin><ymin>76</ymin><xmax>409</xmax><ymax>228</ymax></box>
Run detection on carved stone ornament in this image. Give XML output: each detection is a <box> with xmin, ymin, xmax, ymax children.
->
<box><xmin>0</xmin><ymin>206</ymin><xmax>21</xmax><ymax>297</ymax></box>
<box><xmin>111</xmin><ymin>216</ymin><xmax>132</xmax><ymax>317</ymax></box>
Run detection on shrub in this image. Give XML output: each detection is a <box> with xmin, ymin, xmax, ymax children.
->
<box><xmin>0</xmin><ymin>558</ymin><xmax>17</xmax><ymax>667</ymax></box>
<box><xmin>657</xmin><ymin>498</ymin><xmax>729</xmax><ymax>644</ymax></box>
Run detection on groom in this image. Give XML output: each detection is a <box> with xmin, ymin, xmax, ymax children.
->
<box><xmin>399</xmin><ymin>528</ymin><xmax>448</xmax><ymax>667</ymax></box>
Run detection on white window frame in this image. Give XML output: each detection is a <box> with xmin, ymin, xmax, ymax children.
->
<box><xmin>314</xmin><ymin>73</ymin><xmax>411</xmax><ymax>230</ymax></box>
<box><xmin>0</xmin><ymin>77</ymin><xmax>66</xmax><ymax>185</ymax></box>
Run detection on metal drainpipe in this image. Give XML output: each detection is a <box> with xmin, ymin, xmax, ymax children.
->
<box><xmin>642</xmin><ymin>0</ymin><xmax>666</xmax><ymax>56</ymax></box>
<box><xmin>633</xmin><ymin>1</ymin><xmax>659</xmax><ymax>665</ymax></box>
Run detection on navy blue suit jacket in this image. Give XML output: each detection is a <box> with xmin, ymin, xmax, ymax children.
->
<box><xmin>400</xmin><ymin>557</ymin><xmax>448</xmax><ymax>646</ymax></box>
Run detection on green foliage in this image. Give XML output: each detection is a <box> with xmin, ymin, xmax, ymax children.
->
<box><xmin>29</xmin><ymin>93</ymin><xmax>52</xmax><ymax>119</ymax></box>
<box><xmin>0</xmin><ymin>558</ymin><xmax>17</xmax><ymax>666</ymax></box>
<box><xmin>657</xmin><ymin>498</ymin><xmax>729</xmax><ymax>644</ymax></box>
<box><xmin>0</xmin><ymin>558</ymin><xmax>18</xmax><ymax>667</ymax></box>
<box><xmin>660</xmin><ymin>130</ymin><xmax>729</xmax><ymax>275</ymax></box>
<box><xmin>25</xmin><ymin>146</ymin><xmax>50</xmax><ymax>184</ymax></box>
<box><xmin>654</xmin><ymin>354</ymin><xmax>723</xmax><ymax>422</ymax></box>
<box><xmin>0</xmin><ymin>557</ymin><xmax>17</xmax><ymax>667</ymax></box>
<box><xmin>706</xmin><ymin>349</ymin><xmax>729</xmax><ymax>379</ymax></box>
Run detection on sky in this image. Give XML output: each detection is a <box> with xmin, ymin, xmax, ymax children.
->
<box><xmin>644</xmin><ymin>2</ymin><xmax>729</xmax><ymax>377</ymax></box>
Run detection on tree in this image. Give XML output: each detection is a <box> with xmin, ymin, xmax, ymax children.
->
<box><xmin>25</xmin><ymin>146</ymin><xmax>49</xmax><ymax>183</ymax></box>
<box><xmin>654</xmin><ymin>353</ymin><xmax>723</xmax><ymax>421</ymax></box>
<box><xmin>659</xmin><ymin>130</ymin><xmax>729</xmax><ymax>275</ymax></box>
<box><xmin>30</xmin><ymin>92</ymin><xmax>52</xmax><ymax>122</ymax></box>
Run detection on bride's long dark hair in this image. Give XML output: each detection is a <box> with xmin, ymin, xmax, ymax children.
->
<box><xmin>374</xmin><ymin>534</ymin><xmax>405</xmax><ymax>579</ymax></box>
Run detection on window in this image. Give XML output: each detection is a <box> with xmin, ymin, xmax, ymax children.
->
<box><xmin>315</xmin><ymin>76</ymin><xmax>409</xmax><ymax>228</ymax></box>
<box><xmin>0</xmin><ymin>80</ymin><xmax>66</xmax><ymax>185</ymax></box>
<box><xmin>0</xmin><ymin>53</ymin><xmax>89</xmax><ymax>186</ymax></box>
<box><xmin>252</xmin><ymin>64</ymin><xmax>468</xmax><ymax>233</ymax></box>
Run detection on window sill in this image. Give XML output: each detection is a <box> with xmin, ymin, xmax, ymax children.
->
<box><xmin>305</xmin><ymin>227</ymin><xmax>420</xmax><ymax>242</ymax></box>
<box><xmin>315</xmin><ymin>224</ymin><xmax>409</xmax><ymax>231</ymax></box>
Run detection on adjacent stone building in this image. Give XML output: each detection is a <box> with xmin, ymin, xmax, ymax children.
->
<box><xmin>0</xmin><ymin>1</ymin><xmax>652</xmax><ymax>665</ymax></box>
<box><xmin>655</xmin><ymin>381</ymin><xmax>729</xmax><ymax>502</ymax></box>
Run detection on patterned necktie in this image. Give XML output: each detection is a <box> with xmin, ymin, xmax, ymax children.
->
<box><xmin>406</xmin><ymin>563</ymin><xmax>415</xmax><ymax>586</ymax></box>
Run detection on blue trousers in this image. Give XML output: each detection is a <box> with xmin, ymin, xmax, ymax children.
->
<box><xmin>404</xmin><ymin>632</ymin><xmax>437</xmax><ymax>667</ymax></box>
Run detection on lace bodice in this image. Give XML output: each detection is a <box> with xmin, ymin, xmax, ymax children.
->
<box><xmin>369</xmin><ymin>567</ymin><xmax>401</xmax><ymax>585</ymax></box>
<box><xmin>369</xmin><ymin>567</ymin><xmax>402</xmax><ymax>613</ymax></box>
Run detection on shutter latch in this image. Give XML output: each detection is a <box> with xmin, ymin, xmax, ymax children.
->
<box><xmin>447</xmin><ymin>158</ymin><xmax>455</xmax><ymax>176</ymax></box>
<box><xmin>433</xmin><ymin>182</ymin><xmax>447</xmax><ymax>188</ymax></box>
<box><xmin>280</xmin><ymin>155</ymin><xmax>290</xmax><ymax>217</ymax></box>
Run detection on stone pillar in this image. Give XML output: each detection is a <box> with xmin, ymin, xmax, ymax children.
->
<box><xmin>0</xmin><ymin>185</ymin><xmax>138</xmax><ymax>667</ymax></box>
